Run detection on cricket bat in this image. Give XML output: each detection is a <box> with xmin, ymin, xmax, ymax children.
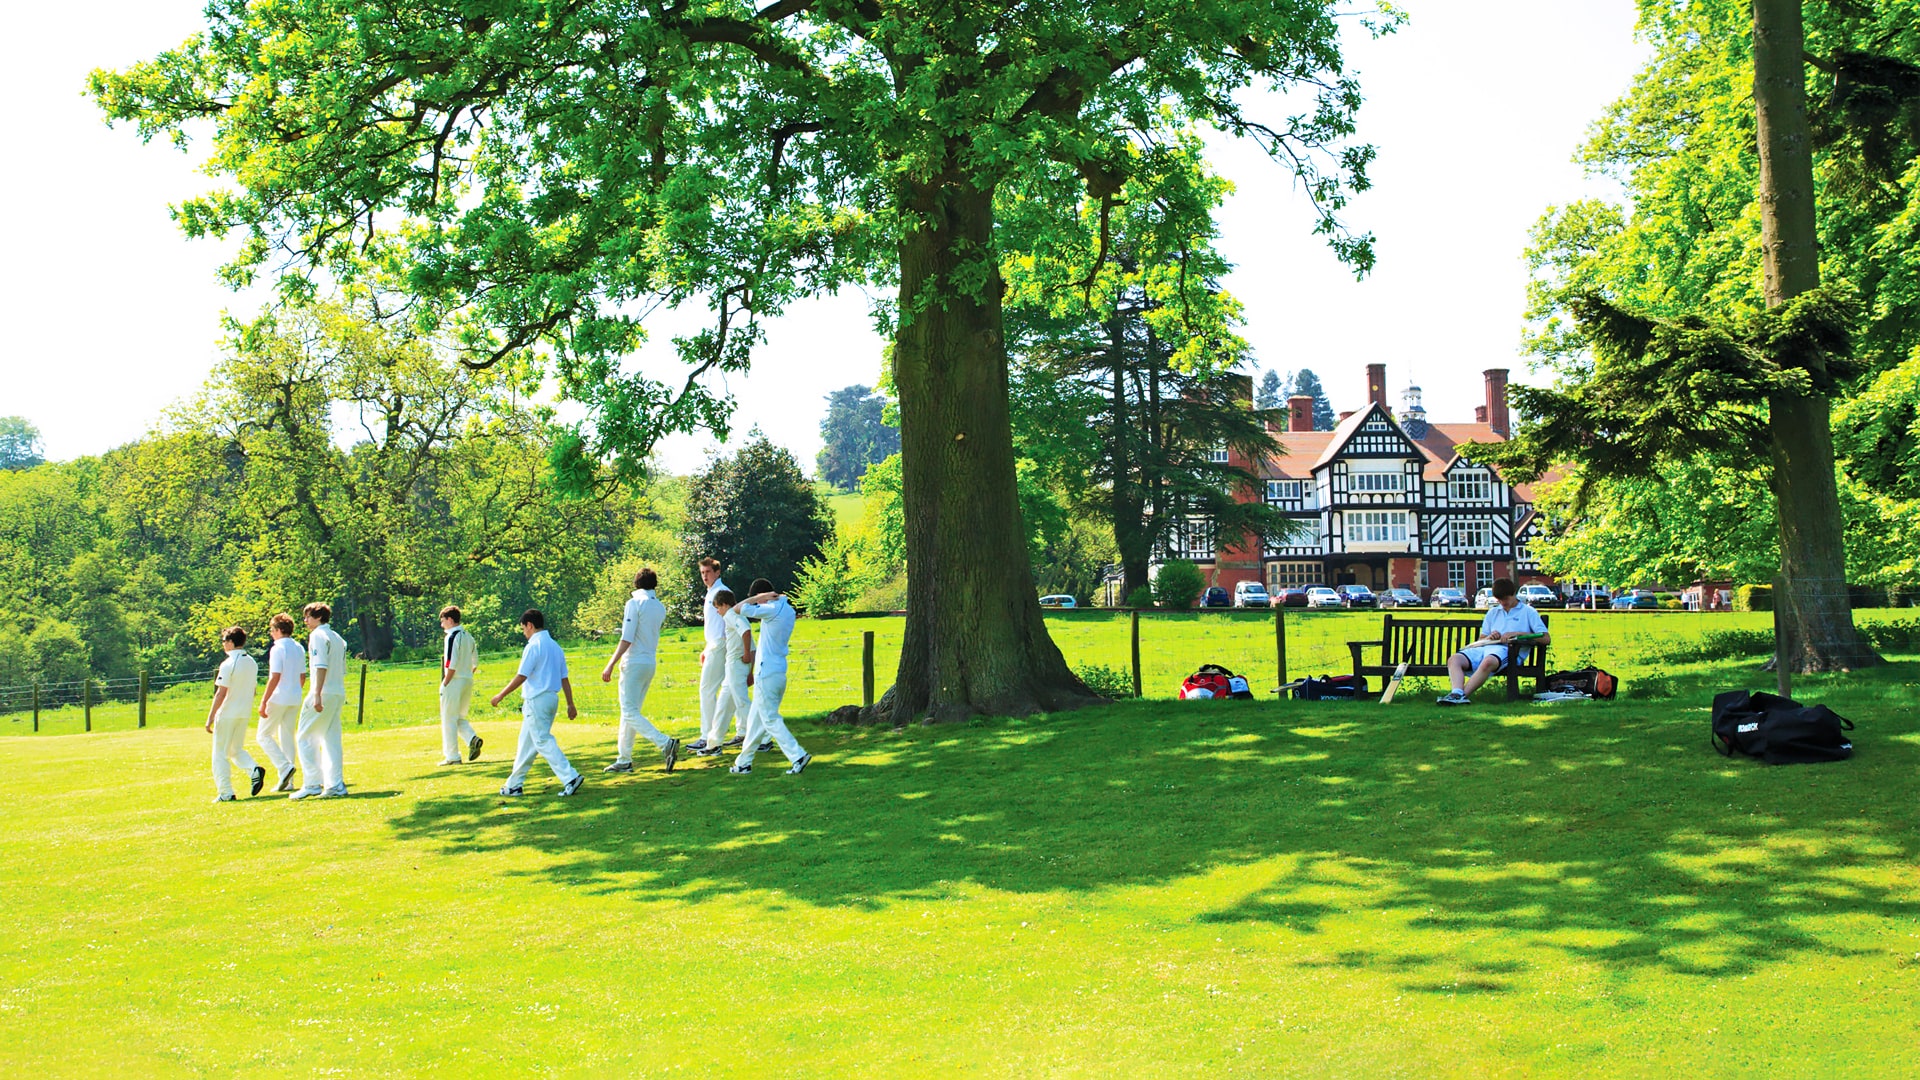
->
<box><xmin>1379</xmin><ymin>649</ymin><xmax>1414</xmax><ymax>705</ymax></box>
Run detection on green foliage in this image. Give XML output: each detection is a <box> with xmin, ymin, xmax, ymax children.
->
<box><xmin>794</xmin><ymin>454</ymin><xmax>907</xmax><ymax>615</ymax></box>
<box><xmin>0</xmin><ymin>417</ymin><xmax>44</xmax><ymax>471</ymax></box>
<box><xmin>1152</xmin><ymin>561</ymin><xmax>1205</xmax><ymax>610</ymax></box>
<box><xmin>816</xmin><ymin>385</ymin><xmax>899</xmax><ymax>492</ymax></box>
<box><xmin>1529</xmin><ymin>460</ymin><xmax>1779</xmax><ymax>585</ymax></box>
<box><xmin>678</xmin><ymin>432</ymin><xmax>830</xmax><ymax>621</ymax></box>
<box><xmin>1073</xmin><ymin>662</ymin><xmax>1136</xmax><ymax>699</ymax></box>
<box><xmin>1734</xmin><ymin>584</ymin><xmax>1774</xmax><ymax>612</ymax></box>
<box><xmin>1124</xmin><ymin>585</ymin><xmax>1156</xmax><ymax>610</ymax></box>
<box><xmin>91</xmin><ymin>0</ymin><xmax>1391</xmax><ymax>479</ymax></box>
<box><xmin>1290</xmin><ymin>369</ymin><xmax>1336</xmax><ymax>431</ymax></box>
<box><xmin>1255</xmin><ymin>370</ymin><xmax>1285</xmax><ymax>411</ymax></box>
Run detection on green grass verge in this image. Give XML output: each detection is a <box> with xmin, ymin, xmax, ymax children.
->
<box><xmin>1</xmin><ymin>640</ymin><xmax>1917</xmax><ymax>1075</ymax></box>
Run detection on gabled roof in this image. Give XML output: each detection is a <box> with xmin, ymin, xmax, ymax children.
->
<box><xmin>1261</xmin><ymin>432</ymin><xmax>1337</xmax><ymax>479</ymax></box>
<box><xmin>1311</xmin><ymin>405</ymin><xmax>1384</xmax><ymax>470</ymax></box>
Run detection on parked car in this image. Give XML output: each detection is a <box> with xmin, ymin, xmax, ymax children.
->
<box><xmin>1380</xmin><ymin>587</ymin><xmax>1423</xmax><ymax>608</ymax></box>
<box><xmin>1430</xmin><ymin>587</ymin><xmax>1469</xmax><ymax>608</ymax></box>
<box><xmin>1304</xmin><ymin>586</ymin><xmax>1342</xmax><ymax>609</ymax></box>
<box><xmin>1610</xmin><ymin>590</ymin><xmax>1660</xmax><ymax>611</ymax></box>
<box><xmin>1335</xmin><ymin>584</ymin><xmax>1378</xmax><ymax>608</ymax></box>
<box><xmin>1199</xmin><ymin>586</ymin><xmax>1231</xmax><ymax>608</ymax></box>
<box><xmin>1233</xmin><ymin>581</ymin><xmax>1271</xmax><ymax>608</ymax></box>
<box><xmin>1474</xmin><ymin>587</ymin><xmax>1496</xmax><ymax>610</ymax></box>
<box><xmin>1277</xmin><ymin>586</ymin><xmax>1310</xmax><ymax>608</ymax></box>
<box><xmin>1567</xmin><ymin>588</ymin><xmax>1612</xmax><ymax>609</ymax></box>
<box><xmin>1038</xmin><ymin>594</ymin><xmax>1077</xmax><ymax>608</ymax></box>
<box><xmin>1518</xmin><ymin>584</ymin><xmax>1561</xmax><ymax>609</ymax></box>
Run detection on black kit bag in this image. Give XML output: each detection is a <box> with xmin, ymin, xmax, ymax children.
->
<box><xmin>1711</xmin><ymin>690</ymin><xmax>1855</xmax><ymax>764</ymax></box>
<box><xmin>1295</xmin><ymin>674</ymin><xmax>1366</xmax><ymax>701</ymax></box>
<box><xmin>1543</xmin><ymin>666</ymin><xmax>1618</xmax><ymax>699</ymax></box>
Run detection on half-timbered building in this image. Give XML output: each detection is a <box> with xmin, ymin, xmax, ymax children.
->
<box><xmin>1176</xmin><ymin>364</ymin><xmax>1555</xmax><ymax>596</ymax></box>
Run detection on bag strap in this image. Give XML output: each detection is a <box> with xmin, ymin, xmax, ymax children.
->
<box><xmin>1710</xmin><ymin>729</ymin><xmax>1733</xmax><ymax>757</ymax></box>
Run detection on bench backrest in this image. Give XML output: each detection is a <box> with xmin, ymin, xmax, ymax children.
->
<box><xmin>1378</xmin><ymin>613</ymin><xmax>1551</xmax><ymax>669</ymax></box>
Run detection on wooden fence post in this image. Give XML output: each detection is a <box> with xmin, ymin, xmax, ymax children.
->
<box><xmin>357</xmin><ymin>663</ymin><xmax>368</xmax><ymax>725</ymax></box>
<box><xmin>32</xmin><ymin>679</ymin><xmax>39</xmax><ymax>733</ymax></box>
<box><xmin>1773</xmin><ymin>573</ymin><xmax>1792</xmax><ymax>699</ymax></box>
<box><xmin>1130</xmin><ymin>610</ymin><xmax>1142</xmax><ymax>699</ymax></box>
<box><xmin>84</xmin><ymin>678</ymin><xmax>92</xmax><ymax>732</ymax></box>
<box><xmin>862</xmin><ymin>631</ymin><xmax>875</xmax><ymax>709</ymax></box>
<box><xmin>138</xmin><ymin>670</ymin><xmax>148</xmax><ymax>729</ymax></box>
<box><xmin>1275</xmin><ymin>606</ymin><xmax>1288</xmax><ymax>691</ymax></box>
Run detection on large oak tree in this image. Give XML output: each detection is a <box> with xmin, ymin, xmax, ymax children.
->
<box><xmin>94</xmin><ymin>0</ymin><xmax>1388</xmax><ymax>720</ymax></box>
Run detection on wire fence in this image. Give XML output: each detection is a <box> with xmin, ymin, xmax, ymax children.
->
<box><xmin>3</xmin><ymin>606</ymin><xmax>1916</xmax><ymax>736</ymax></box>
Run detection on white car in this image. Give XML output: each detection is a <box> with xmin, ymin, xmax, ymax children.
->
<box><xmin>1307</xmin><ymin>587</ymin><xmax>1342</xmax><ymax>609</ymax></box>
<box><xmin>1233</xmin><ymin>582</ymin><xmax>1271</xmax><ymax>608</ymax></box>
<box><xmin>1038</xmin><ymin>594</ymin><xmax>1077</xmax><ymax>608</ymax></box>
<box><xmin>1475</xmin><ymin>587</ymin><xmax>1496</xmax><ymax>610</ymax></box>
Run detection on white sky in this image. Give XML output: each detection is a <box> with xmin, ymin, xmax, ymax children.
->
<box><xmin>0</xmin><ymin>1</ymin><xmax>1646</xmax><ymax>474</ymax></box>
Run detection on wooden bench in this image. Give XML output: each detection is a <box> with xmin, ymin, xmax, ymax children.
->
<box><xmin>1346</xmin><ymin>614</ymin><xmax>1551</xmax><ymax>702</ymax></box>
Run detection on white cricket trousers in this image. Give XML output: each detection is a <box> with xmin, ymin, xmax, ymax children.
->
<box><xmin>257</xmin><ymin>703</ymin><xmax>298</xmax><ymax>774</ymax></box>
<box><xmin>699</xmin><ymin>647</ymin><xmax>740</xmax><ymax>746</ymax></box>
<box><xmin>507</xmin><ymin>691</ymin><xmax>580</xmax><ymax>788</ymax></box>
<box><xmin>735</xmin><ymin>668</ymin><xmax>804</xmax><ymax>769</ymax></box>
<box><xmin>294</xmin><ymin>696</ymin><xmax>346</xmax><ymax>793</ymax></box>
<box><xmin>211</xmin><ymin>714</ymin><xmax>261</xmax><ymax>797</ymax></box>
<box><xmin>616</xmin><ymin>658</ymin><xmax>670</xmax><ymax>763</ymax></box>
<box><xmin>439</xmin><ymin>676</ymin><xmax>478</xmax><ymax>760</ymax></box>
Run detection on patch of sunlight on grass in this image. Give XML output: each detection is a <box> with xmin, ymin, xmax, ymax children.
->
<box><xmin>840</xmin><ymin>750</ymin><xmax>903</xmax><ymax>767</ymax></box>
<box><xmin>1500</xmin><ymin>715</ymin><xmax>1556</xmax><ymax>729</ymax></box>
<box><xmin>1664</xmin><ymin>912</ymin><xmax>1737</xmax><ymax>933</ymax></box>
<box><xmin>711</xmin><ymin>833</ymin><xmax>791</xmax><ymax>851</ymax></box>
<box><xmin>1531</xmin><ymin>928</ymin><xmax>1638</xmax><ymax>950</ymax></box>
<box><xmin>1311</xmin><ymin>775</ymin><xmax>1352</xmax><ymax>785</ymax></box>
<box><xmin>1289</xmin><ymin>723</ymin><xmax>1360</xmax><ymax>739</ymax></box>
<box><xmin>897</xmin><ymin>791</ymin><xmax>931</xmax><ymax>800</ymax></box>
<box><xmin>1220</xmin><ymin>733</ymin><xmax>1264</xmax><ymax>745</ymax></box>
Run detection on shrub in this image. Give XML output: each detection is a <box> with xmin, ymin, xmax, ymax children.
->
<box><xmin>1734</xmin><ymin>584</ymin><xmax>1773</xmax><ymax>612</ymax></box>
<box><xmin>1152</xmin><ymin>561</ymin><xmax>1205</xmax><ymax>609</ymax></box>
<box><xmin>1862</xmin><ymin>618</ymin><xmax>1920</xmax><ymax>653</ymax></box>
<box><xmin>1075</xmin><ymin>662</ymin><xmax>1136</xmax><ymax>699</ymax></box>
<box><xmin>1124</xmin><ymin>585</ymin><xmax>1155</xmax><ymax>610</ymax></box>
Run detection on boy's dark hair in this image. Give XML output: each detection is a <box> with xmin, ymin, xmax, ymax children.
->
<box><xmin>302</xmin><ymin>602</ymin><xmax>332</xmax><ymax>623</ymax></box>
<box><xmin>711</xmin><ymin>589</ymin><xmax>736</xmax><ymax>608</ymax></box>
<box><xmin>699</xmin><ymin>556</ymin><xmax>721</xmax><ymax>571</ymax></box>
<box><xmin>1493</xmin><ymin>578</ymin><xmax>1519</xmax><ymax>600</ymax></box>
<box><xmin>748</xmin><ymin>578</ymin><xmax>774</xmax><ymax>596</ymax></box>
<box><xmin>270</xmin><ymin>613</ymin><xmax>296</xmax><ymax>636</ymax></box>
<box><xmin>635</xmin><ymin>568</ymin><xmax>658</xmax><ymax>590</ymax></box>
<box><xmin>439</xmin><ymin>605</ymin><xmax>462</xmax><ymax>623</ymax></box>
<box><xmin>222</xmin><ymin>626</ymin><xmax>247</xmax><ymax>648</ymax></box>
<box><xmin>520</xmin><ymin>608</ymin><xmax>545</xmax><ymax>630</ymax></box>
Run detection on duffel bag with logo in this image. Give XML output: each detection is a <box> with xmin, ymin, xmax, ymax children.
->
<box><xmin>1711</xmin><ymin>690</ymin><xmax>1854</xmax><ymax>764</ymax></box>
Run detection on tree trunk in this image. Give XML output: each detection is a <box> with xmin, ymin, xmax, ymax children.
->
<box><xmin>1751</xmin><ymin>0</ymin><xmax>1881</xmax><ymax>670</ymax></box>
<box><xmin>1107</xmin><ymin>315</ymin><xmax>1152</xmax><ymax>598</ymax></box>
<box><xmin>882</xmin><ymin>176</ymin><xmax>1098</xmax><ymax>721</ymax></box>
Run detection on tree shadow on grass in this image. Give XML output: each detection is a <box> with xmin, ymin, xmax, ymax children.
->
<box><xmin>386</xmin><ymin>661</ymin><xmax>1920</xmax><ymax>986</ymax></box>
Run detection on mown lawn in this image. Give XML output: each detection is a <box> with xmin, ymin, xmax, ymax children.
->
<box><xmin>2</xmin><ymin>636</ymin><xmax>1917</xmax><ymax>1076</ymax></box>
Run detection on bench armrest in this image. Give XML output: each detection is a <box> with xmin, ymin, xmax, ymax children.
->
<box><xmin>1347</xmin><ymin>640</ymin><xmax>1384</xmax><ymax>668</ymax></box>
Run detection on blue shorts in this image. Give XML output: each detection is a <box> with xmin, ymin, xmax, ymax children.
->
<box><xmin>1461</xmin><ymin>645</ymin><xmax>1509</xmax><ymax>671</ymax></box>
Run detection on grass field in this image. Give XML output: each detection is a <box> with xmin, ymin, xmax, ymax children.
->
<box><xmin>3</xmin><ymin>615</ymin><xmax>1918</xmax><ymax>1075</ymax></box>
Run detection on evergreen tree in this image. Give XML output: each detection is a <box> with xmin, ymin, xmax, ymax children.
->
<box><xmin>1291</xmin><ymin>369</ymin><xmax>1336</xmax><ymax>430</ymax></box>
<box><xmin>678</xmin><ymin>432</ymin><xmax>832</xmax><ymax>622</ymax></box>
<box><xmin>1254</xmin><ymin>369</ymin><xmax>1285</xmax><ymax>411</ymax></box>
<box><xmin>815</xmin><ymin>385</ymin><xmax>899</xmax><ymax>491</ymax></box>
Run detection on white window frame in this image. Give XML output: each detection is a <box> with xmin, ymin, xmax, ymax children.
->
<box><xmin>1348</xmin><ymin>511</ymin><xmax>1410</xmax><ymax>544</ymax></box>
<box><xmin>1477</xmin><ymin>562</ymin><xmax>1496</xmax><ymax>591</ymax></box>
<box><xmin>1208</xmin><ymin>445</ymin><xmax>1230</xmax><ymax>465</ymax></box>
<box><xmin>1418</xmin><ymin>563</ymin><xmax>1430</xmax><ymax>589</ymax></box>
<box><xmin>1350</xmin><ymin>468</ymin><xmax>1402</xmax><ymax>494</ymax></box>
<box><xmin>1448</xmin><ymin>561</ymin><xmax>1466</xmax><ymax>589</ymax></box>
<box><xmin>1267</xmin><ymin>561</ymin><xmax>1318</xmax><ymax>588</ymax></box>
<box><xmin>1267</xmin><ymin>479</ymin><xmax>1304</xmax><ymax>500</ymax></box>
<box><xmin>1454</xmin><ymin>519</ymin><xmax>1493</xmax><ymax>551</ymax></box>
<box><xmin>1450</xmin><ymin>469</ymin><xmax>1493</xmax><ymax>503</ymax></box>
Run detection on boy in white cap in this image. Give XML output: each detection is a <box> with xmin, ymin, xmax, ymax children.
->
<box><xmin>490</xmin><ymin>608</ymin><xmax>584</xmax><ymax>797</ymax></box>
<box><xmin>290</xmin><ymin>602</ymin><xmax>349</xmax><ymax>800</ymax></box>
<box><xmin>207</xmin><ymin>625</ymin><xmax>266</xmax><ymax>802</ymax></box>
<box><xmin>730</xmin><ymin>579</ymin><xmax>811</xmax><ymax>775</ymax></box>
<box><xmin>437</xmin><ymin>605</ymin><xmax>483</xmax><ymax>765</ymax></box>
<box><xmin>256</xmin><ymin>612</ymin><xmax>303</xmax><ymax>792</ymax></box>
<box><xmin>600</xmin><ymin>568</ymin><xmax>678</xmax><ymax>773</ymax></box>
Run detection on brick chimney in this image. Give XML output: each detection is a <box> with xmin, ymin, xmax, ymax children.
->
<box><xmin>1287</xmin><ymin>395</ymin><xmax>1314</xmax><ymax>433</ymax></box>
<box><xmin>1366</xmin><ymin>363</ymin><xmax>1387</xmax><ymax>410</ymax></box>
<box><xmin>1484</xmin><ymin>368</ymin><xmax>1510</xmax><ymax>437</ymax></box>
<box><xmin>1474</xmin><ymin>405</ymin><xmax>1488</xmax><ymax>424</ymax></box>
<box><xmin>1338</xmin><ymin>410</ymin><xmax>1355</xmax><ymax>424</ymax></box>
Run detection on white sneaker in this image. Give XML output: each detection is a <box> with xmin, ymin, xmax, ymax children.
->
<box><xmin>785</xmin><ymin>752</ymin><xmax>812</xmax><ymax>776</ymax></box>
<box><xmin>439</xmin><ymin>758</ymin><xmax>462</xmax><ymax>766</ymax></box>
<box><xmin>325</xmin><ymin>784</ymin><xmax>348</xmax><ymax>798</ymax></box>
<box><xmin>558</xmin><ymin>775</ymin><xmax>584</xmax><ymax>797</ymax></box>
<box><xmin>289</xmin><ymin>787</ymin><xmax>326</xmax><ymax>801</ymax></box>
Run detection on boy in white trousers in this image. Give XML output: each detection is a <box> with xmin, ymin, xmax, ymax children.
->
<box><xmin>692</xmin><ymin>557</ymin><xmax>742</xmax><ymax>752</ymax></box>
<box><xmin>731</xmin><ymin>579</ymin><xmax>811</xmax><ymax>775</ymax></box>
<box><xmin>600</xmin><ymin>568</ymin><xmax>678</xmax><ymax>773</ymax></box>
<box><xmin>437</xmin><ymin>605</ymin><xmax>484</xmax><ymax>765</ymax></box>
<box><xmin>698</xmin><ymin>590</ymin><xmax>752</xmax><ymax>759</ymax></box>
<box><xmin>490</xmin><ymin>608</ymin><xmax>584</xmax><ymax>797</ymax></box>
<box><xmin>290</xmin><ymin>602</ymin><xmax>349</xmax><ymax>801</ymax></box>
<box><xmin>256</xmin><ymin>612</ymin><xmax>304</xmax><ymax>792</ymax></box>
<box><xmin>208</xmin><ymin>625</ymin><xmax>266</xmax><ymax>801</ymax></box>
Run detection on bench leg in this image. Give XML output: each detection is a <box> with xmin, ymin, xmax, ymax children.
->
<box><xmin>1506</xmin><ymin>670</ymin><xmax>1521</xmax><ymax>702</ymax></box>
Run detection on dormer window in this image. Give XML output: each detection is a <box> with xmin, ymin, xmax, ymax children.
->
<box><xmin>1450</xmin><ymin>469</ymin><xmax>1493</xmax><ymax>502</ymax></box>
<box><xmin>1208</xmin><ymin>445</ymin><xmax>1230</xmax><ymax>464</ymax></box>
<box><xmin>1351</xmin><ymin>469</ymin><xmax>1402</xmax><ymax>493</ymax></box>
<box><xmin>1267</xmin><ymin>480</ymin><xmax>1304</xmax><ymax>500</ymax></box>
